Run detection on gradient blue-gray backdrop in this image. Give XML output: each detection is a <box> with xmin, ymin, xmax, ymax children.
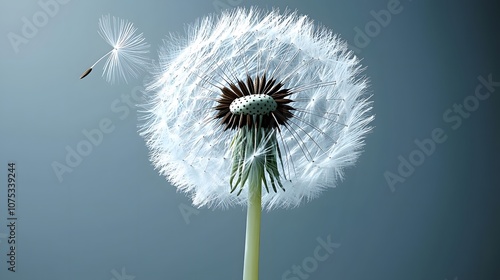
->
<box><xmin>1</xmin><ymin>1</ymin><xmax>499</xmax><ymax>279</ymax></box>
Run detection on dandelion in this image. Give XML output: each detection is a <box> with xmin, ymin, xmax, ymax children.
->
<box><xmin>80</xmin><ymin>14</ymin><xmax>150</xmax><ymax>84</ymax></box>
<box><xmin>139</xmin><ymin>8</ymin><xmax>373</xmax><ymax>280</ymax></box>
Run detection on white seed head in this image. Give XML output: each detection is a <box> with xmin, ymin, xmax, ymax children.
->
<box><xmin>229</xmin><ymin>94</ymin><xmax>277</xmax><ymax>115</ymax></box>
<box><xmin>139</xmin><ymin>8</ymin><xmax>374</xmax><ymax>210</ymax></box>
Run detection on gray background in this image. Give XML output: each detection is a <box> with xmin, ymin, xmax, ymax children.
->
<box><xmin>1</xmin><ymin>0</ymin><xmax>499</xmax><ymax>279</ymax></box>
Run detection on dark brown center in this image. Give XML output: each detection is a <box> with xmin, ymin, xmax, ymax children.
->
<box><xmin>213</xmin><ymin>74</ymin><xmax>295</xmax><ymax>130</ymax></box>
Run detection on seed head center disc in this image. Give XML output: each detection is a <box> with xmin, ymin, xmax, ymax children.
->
<box><xmin>229</xmin><ymin>94</ymin><xmax>277</xmax><ymax>115</ymax></box>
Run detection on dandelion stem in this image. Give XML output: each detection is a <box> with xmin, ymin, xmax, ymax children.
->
<box><xmin>243</xmin><ymin>171</ymin><xmax>262</xmax><ymax>280</ymax></box>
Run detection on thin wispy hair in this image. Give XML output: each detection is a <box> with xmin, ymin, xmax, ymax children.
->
<box><xmin>80</xmin><ymin>15</ymin><xmax>150</xmax><ymax>83</ymax></box>
<box><xmin>98</xmin><ymin>15</ymin><xmax>150</xmax><ymax>83</ymax></box>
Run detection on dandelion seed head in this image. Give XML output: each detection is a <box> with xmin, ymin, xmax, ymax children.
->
<box><xmin>140</xmin><ymin>8</ymin><xmax>374</xmax><ymax>209</ymax></box>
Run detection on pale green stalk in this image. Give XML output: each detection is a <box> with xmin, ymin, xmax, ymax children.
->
<box><xmin>242</xmin><ymin>170</ymin><xmax>262</xmax><ymax>280</ymax></box>
<box><xmin>235</xmin><ymin>116</ymin><xmax>282</xmax><ymax>280</ymax></box>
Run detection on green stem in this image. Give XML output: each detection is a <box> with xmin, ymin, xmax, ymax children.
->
<box><xmin>242</xmin><ymin>173</ymin><xmax>262</xmax><ymax>280</ymax></box>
